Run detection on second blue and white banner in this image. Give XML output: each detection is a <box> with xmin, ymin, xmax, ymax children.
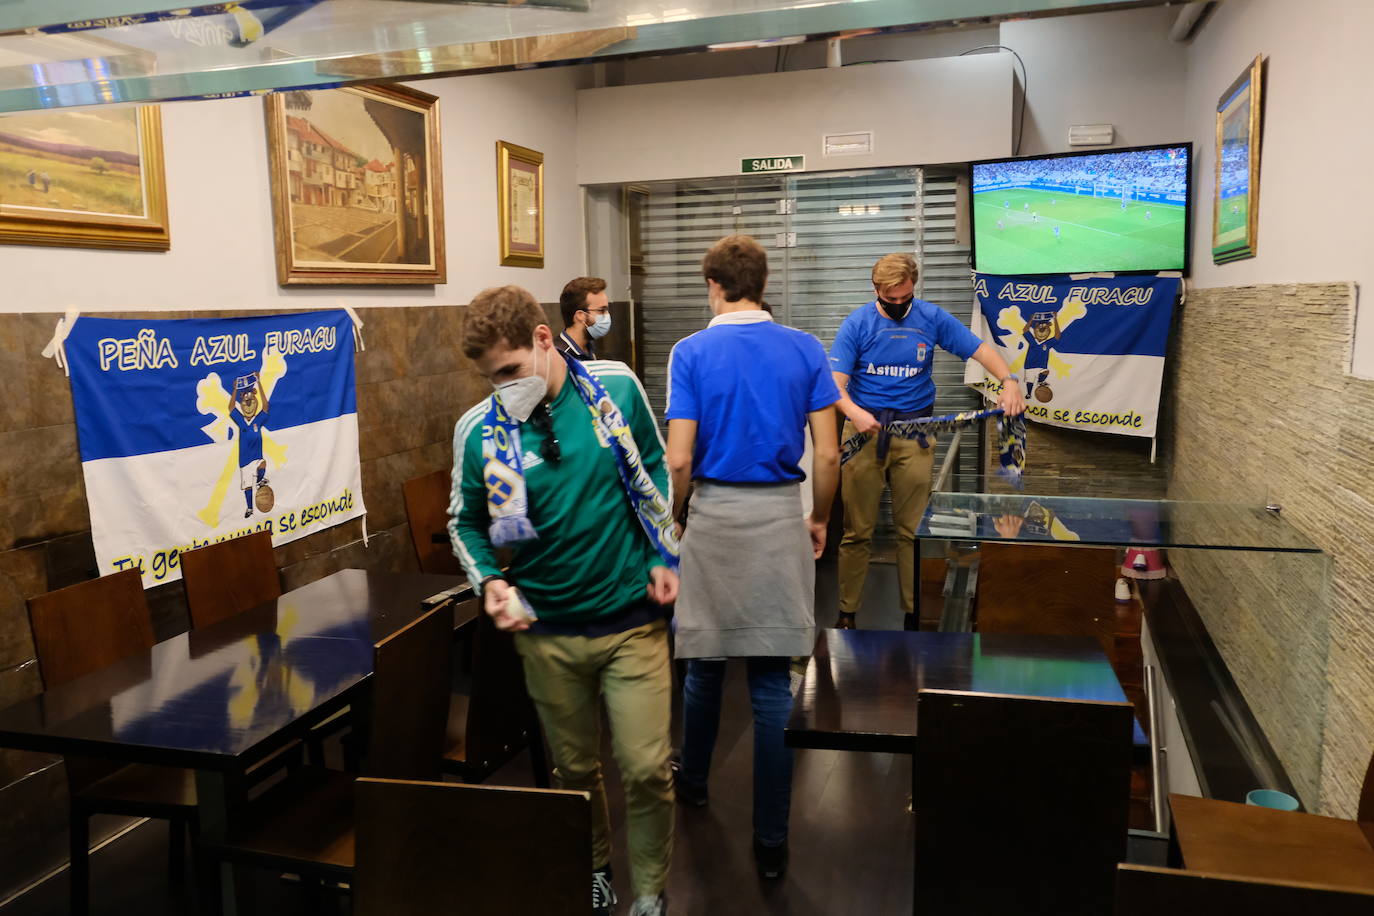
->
<box><xmin>965</xmin><ymin>273</ymin><xmax>1180</xmax><ymax>438</ymax></box>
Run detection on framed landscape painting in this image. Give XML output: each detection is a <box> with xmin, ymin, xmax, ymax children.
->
<box><xmin>0</xmin><ymin>105</ymin><xmax>170</xmax><ymax>250</ymax></box>
<box><xmin>1212</xmin><ymin>54</ymin><xmax>1264</xmax><ymax>264</ymax></box>
<box><xmin>265</xmin><ymin>84</ymin><xmax>446</xmax><ymax>285</ymax></box>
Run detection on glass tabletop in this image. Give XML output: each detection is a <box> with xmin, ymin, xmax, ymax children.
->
<box><xmin>0</xmin><ymin>0</ymin><xmax>1164</xmax><ymax>112</ymax></box>
<box><xmin>918</xmin><ymin>491</ymin><xmax>1322</xmax><ymax>553</ymax></box>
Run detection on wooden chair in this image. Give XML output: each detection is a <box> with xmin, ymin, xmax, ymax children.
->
<box><xmin>403</xmin><ymin>469</ymin><xmax>462</xmax><ymax>576</ymax></box>
<box><xmin>352</xmin><ymin>777</ymin><xmax>591</xmax><ymax>916</ymax></box>
<box><xmin>180</xmin><ymin>530</ymin><xmax>281</xmax><ymax>630</ymax></box>
<box><xmin>1115</xmin><ymin>863</ymin><xmax>1374</xmax><ymax>915</ymax></box>
<box><xmin>27</xmin><ymin>568</ymin><xmax>198</xmax><ymax>916</ymax></box>
<box><xmin>912</xmin><ymin>688</ymin><xmax>1134</xmax><ymax>916</ymax></box>
<box><xmin>199</xmin><ymin>601</ymin><xmax>455</xmax><ymax>904</ymax></box>
<box><xmin>443</xmin><ymin>610</ymin><xmax>550</xmax><ymax>788</ymax></box>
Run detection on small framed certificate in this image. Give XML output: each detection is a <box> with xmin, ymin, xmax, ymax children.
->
<box><xmin>496</xmin><ymin>140</ymin><xmax>544</xmax><ymax>268</ymax></box>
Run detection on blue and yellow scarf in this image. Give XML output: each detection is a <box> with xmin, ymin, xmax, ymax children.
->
<box><xmin>840</xmin><ymin>407</ymin><xmax>1027</xmax><ymax>488</ymax></box>
<box><xmin>482</xmin><ymin>354</ymin><xmax>680</xmax><ymax>568</ymax></box>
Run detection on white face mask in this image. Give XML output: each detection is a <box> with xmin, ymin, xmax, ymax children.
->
<box><xmin>588</xmin><ymin>312</ymin><xmax>612</xmax><ymax>339</ymax></box>
<box><xmin>494</xmin><ymin>338</ymin><xmax>551</xmax><ymax>423</ymax></box>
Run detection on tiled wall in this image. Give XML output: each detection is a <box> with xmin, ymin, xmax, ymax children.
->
<box><xmin>1165</xmin><ymin>282</ymin><xmax>1372</xmax><ymax>816</ymax></box>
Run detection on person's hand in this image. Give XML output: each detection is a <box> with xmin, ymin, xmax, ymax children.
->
<box><xmin>997</xmin><ymin>382</ymin><xmax>1027</xmax><ymax>417</ymax></box>
<box><xmin>851</xmin><ymin>407</ymin><xmax>881</xmax><ymax>435</ymax></box>
<box><xmin>646</xmin><ymin>566</ymin><xmax>679</xmax><ymax>605</ymax></box>
<box><xmin>806</xmin><ymin>514</ymin><xmax>827</xmax><ymax>559</ymax></box>
<box><xmin>483</xmin><ymin>578</ymin><xmax>530</xmax><ymax>632</ymax></box>
<box><xmin>993</xmin><ymin>514</ymin><xmax>1024</xmax><ymax>539</ymax></box>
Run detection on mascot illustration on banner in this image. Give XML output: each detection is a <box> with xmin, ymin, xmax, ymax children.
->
<box><xmin>993</xmin><ymin>297</ymin><xmax>1088</xmax><ymax>403</ymax></box>
<box><xmin>194</xmin><ymin>347</ymin><xmax>290</xmax><ymax>527</ymax></box>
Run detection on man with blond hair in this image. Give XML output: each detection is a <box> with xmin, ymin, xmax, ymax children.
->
<box><xmin>448</xmin><ymin>285</ymin><xmax>679</xmax><ymax>916</ymax></box>
<box><xmin>829</xmin><ymin>253</ymin><xmax>1025</xmax><ymax>630</ymax></box>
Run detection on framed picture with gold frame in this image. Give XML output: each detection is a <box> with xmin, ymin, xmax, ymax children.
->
<box><xmin>1212</xmin><ymin>54</ymin><xmax>1264</xmax><ymax>264</ymax></box>
<box><xmin>0</xmin><ymin>105</ymin><xmax>169</xmax><ymax>251</ymax></box>
<box><xmin>497</xmin><ymin>140</ymin><xmax>544</xmax><ymax>268</ymax></box>
<box><xmin>265</xmin><ymin>84</ymin><xmax>446</xmax><ymax>285</ymax></box>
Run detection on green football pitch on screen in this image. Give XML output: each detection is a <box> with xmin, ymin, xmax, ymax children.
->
<box><xmin>973</xmin><ymin>188</ymin><xmax>1186</xmax><ymax>275</ymax></box>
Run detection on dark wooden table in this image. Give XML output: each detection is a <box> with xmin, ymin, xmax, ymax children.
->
<box><xmin>0</xmin><ymin>568</ymin><xmax>467</xmax><ymax>915</ymax></box>
<box><xmin>1170</xmin><ymin>793</ymin><xmax>1374</xmax><ymax>892</ymax></box>
<box><xmin>786</xmin><ymin>628</ymin><xmax>1141</xmax><ymax>753</ymax></box>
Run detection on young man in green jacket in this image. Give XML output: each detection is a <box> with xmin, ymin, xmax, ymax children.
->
<box><xmin>449</xmin><ymin>285</ymin><xmax>680</xmax><ymax>916</ymax></box>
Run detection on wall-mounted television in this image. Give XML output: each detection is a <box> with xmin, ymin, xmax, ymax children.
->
<box><xmin>970</xmin><ymin>142</ymin><xmax>1192</xmax><ymax>276</ymax></box>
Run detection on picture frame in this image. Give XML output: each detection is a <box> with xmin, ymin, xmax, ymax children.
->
<box><xmin>264</xmin><ymin>84</ymin><xmax>446</xmax><ymax>285</ymax></box>
<box><xmin>0</xmin><ymin>105</ymin><xmax>170</xmax><ymax>251</ymax></box>
<box><xmin>496</xmin><ymin>140</ymin><xmax>544</xmax><ymax>268</ymax></box>
<box><xmin>1212</xmin><ymin>54</ymin><xmax>1264</xmax><ymax>264</ymax></box>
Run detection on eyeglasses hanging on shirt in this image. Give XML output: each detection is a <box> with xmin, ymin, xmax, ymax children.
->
<box><xmin>529</xmin><ymin>404</ymin><xmax>562</xmax><ymax>464</ymax></box>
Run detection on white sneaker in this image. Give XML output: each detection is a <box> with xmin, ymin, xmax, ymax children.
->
<box><xmin>628</xmin><ymin>894</ymin><xmax>668</xmax><ymax>916</ymax></box>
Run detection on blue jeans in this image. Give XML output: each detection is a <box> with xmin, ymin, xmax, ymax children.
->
<box><xmin>680</xmin><ymin>657</ymin><xmax>794</xmax><ymax>847</ymax></box>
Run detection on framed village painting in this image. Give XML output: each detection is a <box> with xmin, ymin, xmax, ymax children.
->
<box><xmin>265</xmin><ymin>84</ymin><xmax>446</xmax><ymax>285</ymax></box>
<box><xmin>0</xmin><ymin>105</ymin><xmax>170</xmax><ymax>250</ymax></box>
<box><xmin>496</xmin><ymin>140</ymin><xmax>544</xmax><ymax>268</ymax></box>
<box><xmin>1212</xmin><ymin>54</ymin><xmax>1264</xmax><ymax>264</ymax></box>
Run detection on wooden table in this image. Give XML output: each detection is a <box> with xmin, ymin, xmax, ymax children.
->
<box><xmin>0</xmin><ymin>568</ymin><xmax>467</xmax><ymax>915</ymax></box>
<box><xmin>786</xmin><ymin>628</ymin><xmax>1141</xmax><ymax>752</ymax></box>
<box><xmin>1170</xmin><ymin>792</ymin><xmax>1374</xmax><ymax>892</ymax></box>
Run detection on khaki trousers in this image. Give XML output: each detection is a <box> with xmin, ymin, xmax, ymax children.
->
<box><xmin>838</xmin><ymin>419</ymin><xmax>935</xmax><ymax>617</ymax></box>
<box><xmin>515</xmin><ymin>619</ymin><xmax>674</xmax><ymax>897</ymax></box>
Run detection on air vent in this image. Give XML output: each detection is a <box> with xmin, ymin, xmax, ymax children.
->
<box><xmin>823</xmin><ymin>131</ymin><xmax>874</xmax><ymax>157</ymax></box>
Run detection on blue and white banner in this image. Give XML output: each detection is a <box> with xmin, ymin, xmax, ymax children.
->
<box><xmin>64</xmin><ymin>310</ymin><xmax>365</xmax><ymax>587</ymax></box>
<box><xmin>965</xmin><ymin>274</ymin><xmax>1180</xmax><ymax>438</ymax></box>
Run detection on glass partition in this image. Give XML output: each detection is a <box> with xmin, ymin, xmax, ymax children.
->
<box><xmin>916</xmin><ymin>474</ymin><xmax>1332</xmax><ymax>815</ymax></box>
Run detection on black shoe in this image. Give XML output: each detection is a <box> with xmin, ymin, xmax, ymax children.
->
<box><xmin>834</xmin><ymin>612</ymin><xmax>856</xmax><ymax>630</ymax></box>
<box><xmin>670</xmin><ymin>756</ymin><xmax>708</xmax><ymax>808</ymax></box>
<box><xmin>903</xmin><ymin>613</ymin><xmax>920</xmax><ymax>631</ymax></box>
<box><xmin>592</xmin><ymin>865</ymin><xmax>617</xmax><ymax>916</ymax></box>
<box><xmin>753</xmin><ymin>838</ymin><xmax>788</xmax><ymax>879</ymax></box>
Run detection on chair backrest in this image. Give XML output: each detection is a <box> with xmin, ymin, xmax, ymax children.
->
<box><xmin>364</xmin><ymin>603</ymin><xmax>454</xmax><ymax>781</ymax></box>
<box><xmin>28</xmin><ymin>568</ymin><xmax>154</xmax><ymax>688</ymax></box>
<box><xmin>402</xmin><ymin>470</ymin><xmax>462</xmax><ymax>576</ymax></box>
<box><xmin>1115</xmin><ymin>863</ymin><xmax>1374</xmax><ymax>916</ymax></box>
<box><xmin>464</xmin><ymin>611</ymin><xmax>538</xmax><ymax>772</ymax></box>
<box><xmin>974</xmin><ymin>543</ymin><xmax>1120</xmax><ymax>635</ymax></box>
<box><xmin>180</xmin><ymin>530</ymin><xmax>282</xmax><ymax>630</ymax></box>
<box><xmin>353</xmin><ymin>777</ymin><xmax>591</xmax><ymax>916</ymax></box>
<box><xmin>913</xmin><ymin>688</ymin><xmax>1134</xmax><ymax>916</ymax></box>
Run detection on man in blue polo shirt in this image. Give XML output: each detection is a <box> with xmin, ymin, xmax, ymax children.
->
<box><xmin>829</xmin><ymin>253</ymin><xmax>1024</xmax><ymax>629</ymax></box>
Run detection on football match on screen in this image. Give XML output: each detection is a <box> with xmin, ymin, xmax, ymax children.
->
<box><xmin>972</xmin><ymin>145</ymin><xmax>1190</xmax><ymax>275</ymax></box>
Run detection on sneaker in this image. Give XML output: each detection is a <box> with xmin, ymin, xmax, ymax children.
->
<box><xmin>592</xmin><ymin>866</ymin><xmax>617</xmax><ymax>916</ymax></box>
<box><xmin>628</xmin><ymin>894</ymin><xmax>668</xmax><ymax>916</ymax></box>
<box><xmin>670</xmin><ymin>756</ymin><xmax>708</xmax><ymax>808</ymax></box>
<box><xmin>753</xmin><ymin>837</ymin><xmax>788</xmax><ymax>879</ymax></box>
<box><xmin>834</xmin><ymin>612</ymin><xmax>856</xmax><ymax>630</ymax></box>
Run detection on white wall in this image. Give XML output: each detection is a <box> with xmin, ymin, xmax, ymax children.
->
<box><xmin>618</xmin><ymin>25</ymin><xmax>1000</xmax><ymax>84</ymax></box>
<box><xmin>998</xmin><ymin>5</ymin><xmax>1188</xmax><ymax>156</ymax></box>
<box><xmin>1183</xmin><ymin>0</ymin><xmax>1374</xmax><ymax>376</ymax></box>
<box><xmin>0</xmin><ymin>65</ymin><xmax>590</xmax><ymax>315</ymax></box>
<box><xmin>576</xmin><ymin>55</ymin><xmax>1013</xmax><ymax>185</ymax></box>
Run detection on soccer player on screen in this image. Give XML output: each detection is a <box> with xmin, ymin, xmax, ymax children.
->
<box><xmin>997</xmin><ymin>220</ymin><xmax>1004</xmax><ymax>231</ymax></box>
<box><xmin>1053</xmin><ymin>226</ymin><xmax>1060</xmax><ymax>241</ymax></box>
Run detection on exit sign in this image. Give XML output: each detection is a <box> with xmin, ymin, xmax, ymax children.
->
<box><xmin>741</xmin><ymin>155</ymin><xmax>804</xmax><ymax>174</ymax></box>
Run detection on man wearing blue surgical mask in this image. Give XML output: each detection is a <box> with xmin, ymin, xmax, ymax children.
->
<box><xmin>558</xmin><ymin>276</ymin><xmax>613</xmax><ymax>361</ymax></box>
